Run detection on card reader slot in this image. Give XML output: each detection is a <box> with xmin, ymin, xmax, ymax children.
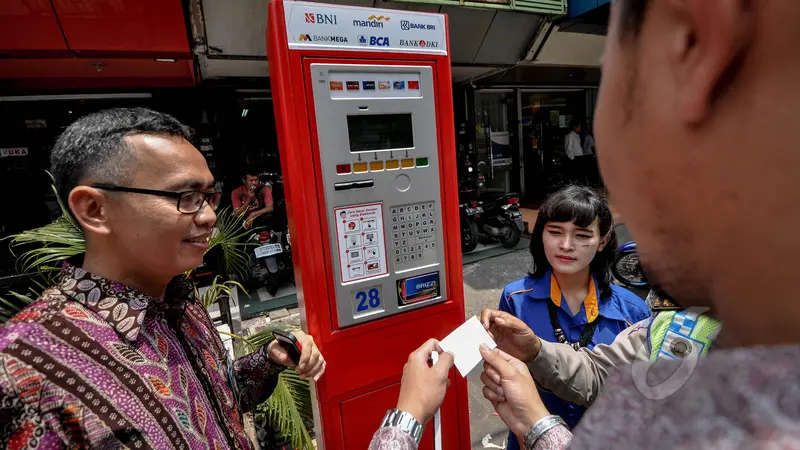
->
<box><xmin>334</xmin><ymin>180</ymin><xmax>375</xmax><ymax>191</ymax></box>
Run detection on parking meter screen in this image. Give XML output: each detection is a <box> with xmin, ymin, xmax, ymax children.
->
<box><xmin>347</xmin><ymin>113</ymin><xmax>414</xmax><ymax>152</ymax></box>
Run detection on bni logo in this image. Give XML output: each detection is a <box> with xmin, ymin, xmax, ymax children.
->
<box><xmin>304</xmin><ymin>12</ymin><xmax>337</xmax><ymax>25</ymax></box>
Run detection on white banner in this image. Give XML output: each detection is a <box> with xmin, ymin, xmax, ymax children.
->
<box><xmin>285</xmin><ymin>0</ymin><xmax>447</xmax><ymax>55</ymax></box>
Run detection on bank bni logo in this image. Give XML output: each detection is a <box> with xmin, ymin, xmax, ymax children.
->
<box><xmin>400</xmin><ymin>20</ymin><xmax>436</xmax><ymax>31</ymax></box>
<box><xmin>353</xmin><ymin>15</ymin><xmax>390</xmax><ymax>28</ymax></box>
<box><xmin>399</xmin><ymin>39</ymin><xmax>439</xmax><ymax>48</ymax></box>
<box><xmin>304</xmin><ymin>12</ymin><xmax>337</xmax><ymax>25</ymax></box>
<box><xmin>358</xmin><ymin>35</ymin><xmax>390</xmax><ymax>47</ymax></box>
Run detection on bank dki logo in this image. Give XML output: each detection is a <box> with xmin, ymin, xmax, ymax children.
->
<box><xmin>399</xmin><ymin>39</ymin><xmax>439</xmax><ymax>48</ymax></box>
<box><xmin>400</xmin><ymin>20</ymin><xmax>436</xmax><ymax>31</ymax></box>
<box><xmin>358</xmin><ymin>35</ymin><xmax>390</xmax><ymax>47</ymax></box>
<box><xmin>304</xmin><ymin>12</ymin><xmax>337</xmax><ymax>25</ymax></box>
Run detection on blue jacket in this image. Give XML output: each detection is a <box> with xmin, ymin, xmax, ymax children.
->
<box><xmin>500</xmin><ymin>271</ymin><xmax>650</xmax><ymax>448</ymax></box>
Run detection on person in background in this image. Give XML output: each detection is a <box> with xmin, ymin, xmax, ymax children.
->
<box><xmin>496</xmin><ymin>185</ymin><xmax>649</xmax><ymax>448</ymax></box>
<box><xmin>0</xmin><ymin>108</ymin><xmax>326</xmax><ymax>449</ymax></box>
<box><xmin>231</xmin><ymin>167</ymin><xmax>273</xmax><ymax>229</ymax></box>
<box><xmin>563</xmin><ymin>121</ymin><xmax>584</xmax><ymax>183</ymax></box>
<box><xmin>581</xmin><ymin>124</ymin><xmax>599</xmax><ymax>186</ymax></box>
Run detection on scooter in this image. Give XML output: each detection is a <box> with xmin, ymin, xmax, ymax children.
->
<box><xmin>249</xmin><ymin>173</ymin><xmax>294</xmax><ymax>296</ymax></box>
<box><xmin>474</xmin><ymin>193</ymin><xmax>524</xmax><ymax>249</ymax></box>
<box><xmin>612</xmin><ymin>241</ymin><xmax>679</xmax><ymax>311</ymax></box>
<box><xmin>458</xmin><ymin>175</ymin><xmax>484</xmax><ymax>253</ymax></box>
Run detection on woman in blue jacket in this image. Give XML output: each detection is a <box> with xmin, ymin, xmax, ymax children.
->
<box><xmin>499</xmin><ymin>185</ymin><xmax>649</xmax><ymax>449</ymax></box>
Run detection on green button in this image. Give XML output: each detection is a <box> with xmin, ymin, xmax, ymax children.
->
<box><xmin>415</xmin><ymin>157</ymin><xmax>429</xmax><ymax>167</ymax></box>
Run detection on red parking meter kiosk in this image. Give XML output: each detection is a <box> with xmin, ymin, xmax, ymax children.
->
<box><xmin>267</xmin><ymin>1</ymin><xmax>469</xmax><ymax>447</ymax></box>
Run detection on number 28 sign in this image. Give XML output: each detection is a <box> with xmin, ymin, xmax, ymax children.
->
<box><xmin>352</xmin><ymin>286</ymin><xmax>385</xmax><ymax>318</ymax></box>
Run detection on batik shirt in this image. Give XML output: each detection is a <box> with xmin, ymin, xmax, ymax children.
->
<box><xmin>0</xmin><ymin>262</ymin><xmax>284</xmax><ymax>450</ymax></box>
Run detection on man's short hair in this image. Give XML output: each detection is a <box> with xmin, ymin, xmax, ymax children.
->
<box><xmin>244</xmin><ymin>166</ymin><xmax>261</xmax><ymax>178</ymax></box>
<box><xmin>618</xmin><ymin>0</ymin><xmax>649</xmax><ymax>38</ymax></box>
<box><xmin>50</xmin><ymin>107</ymin><xmax>193</xmax><ymax>207</ymax></box>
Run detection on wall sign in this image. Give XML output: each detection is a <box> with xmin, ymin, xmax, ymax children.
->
<box><xmin>285</xmin><ymin>0</ymin><xmax>447</xmax><ymax>55</ymax></box>
<box><xmin>0</xmin><ymin>148</ymin><xmax>29</xmax><ymax>158</ymax></box>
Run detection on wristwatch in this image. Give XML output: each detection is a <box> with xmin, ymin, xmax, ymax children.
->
<box><xmin>380</xmin><ymin>408</ymin><xmax>423</xmax><ymax>445</ymax></box>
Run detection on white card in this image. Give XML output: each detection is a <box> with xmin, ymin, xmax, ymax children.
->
<box><xmin>439</xmin><ymin>316</ymin><xmax>497</xmax><ymax>377</ymax></box>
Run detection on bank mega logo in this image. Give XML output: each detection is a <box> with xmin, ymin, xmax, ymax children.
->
<box><xmin>357</xmin><ymin>35</ymin><xmax>390</xmax><ymax>47</ymax></box>
<box><xmin>353</xmin><ymin>15</ymin><xmax>390</xmax><ymax>28</ymax></box>
<box><xmin>299</xmin><ymin>33</ymin><xmax>348</xmax><ymax>43</ymax></box>
<box><xmin>399</xmin><ymin>39</ymin><xmax>439</xmax><ymax>49</ymax></box>
<box><xmin>400</xmin><ymin>20</ymin><xmax>436</xmax><ymax>31</ymax></box>
<box><xmin>304</xmin><ymin>12</ymin><xmax>338</xmax><ymax>25</ymax></box>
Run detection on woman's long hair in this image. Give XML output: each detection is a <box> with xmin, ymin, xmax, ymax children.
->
<box><xmin>530</xmin><ymin>185</ymin><xmax>617</xmax><ymax>298</ymax></box>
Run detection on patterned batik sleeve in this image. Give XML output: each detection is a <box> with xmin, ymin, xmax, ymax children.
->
<box><xmin>368</xmin><ymin>426</ymin><xmax>419</xmax><ymax>450</ymax></box>
<box><xmin>531</xmin><ymin>425</ymin><xmax>572</xmax><ymax>450</ymax></box>
<box><xmin>0</xmin><ymin>356</ymin><xmax>63</xmax><ymax>449</ymax></box>
<box><xmin>233</xmin><ymin>343</ymin><xmax>286</xmax><ymax>412</ymax></box>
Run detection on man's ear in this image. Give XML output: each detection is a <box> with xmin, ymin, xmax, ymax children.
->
<box><xmin>666</xmin><ymin>0</ymin><xmax>753</xmax><ymax>124</ymax></box>
<box><xmin>68</xmin><ymin>186</ymin><xmax>112</xmax><ymax>236</ymax></box>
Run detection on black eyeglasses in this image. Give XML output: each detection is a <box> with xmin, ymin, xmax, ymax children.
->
<box><xmin>90</xmin><ymin>184</ymin><xmax>222</xmax><ymax>214</ymax></box>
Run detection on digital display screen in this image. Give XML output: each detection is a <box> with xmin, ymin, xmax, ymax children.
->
<box><xmin>347</xmin><ymin>114</ymin><xmax>414</xmax><ymax>152</ymax></box>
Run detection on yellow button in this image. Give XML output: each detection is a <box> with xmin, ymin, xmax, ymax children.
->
<box><xmin>353</xmin><ymin>162</ymin><xmax>368</xmax><ymax>173</ymax></box>
<box><xmin>370</xmin><ymin>161</ymin><xmax>384</xmax><ymax>171</ymax></box>
<box><xmin>386</xmin><ymin>159</ymin><xmax>400</xmax><ymax>170</ymax></box>
<box><xmin>401</xmin><ymin>158</ymin><xmax>415</xmax><ymax>169</ymax></box>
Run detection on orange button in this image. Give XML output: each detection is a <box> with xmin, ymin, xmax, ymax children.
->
<box><xmin>385</xmin><ymin>159</ymin><xmax>400</xmax><ymax>170</ymax></box>
<box><xmin>353</xmin><ymin>162</ymin><xmax>368</xmax><ymax>173</ymax></box>
<box><xmin>401</xmin><ymin>158</ymin><xmax>415</xmax><ymax>169</ymax></box>
<box><xmin>369</xmin><ymin>161</ymin><xmax>384</xmax><ymax>171</ymax></box>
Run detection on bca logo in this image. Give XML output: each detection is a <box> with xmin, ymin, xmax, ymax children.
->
<box><xmin>369</xmin><ymin>36</ymin><xmax>389</xmax><ymax>46</ymax></box>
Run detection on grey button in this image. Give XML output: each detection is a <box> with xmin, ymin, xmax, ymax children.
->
<box><xmin>417</xmin><ymin>252</ymin><xmax>423</xmax><ymax>260</ymax></box>
<box><xmin>402</xmin><ymin>247</ymin><xmax>409</xmax><ymax>254</ymax></box>
<box><xmin>402</xmin><ymin>255</ymin><xmax>409</xmax><ymax>262</ymax></box>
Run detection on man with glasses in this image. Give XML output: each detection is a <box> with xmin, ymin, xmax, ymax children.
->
<box><xmin>0</xmin><ymin>108</ymin><xmax>326</xmax><ymax>449</ymax></box>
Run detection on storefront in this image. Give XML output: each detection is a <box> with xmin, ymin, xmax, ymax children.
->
<box><xmin>463</xmin><ymin>86</ymin><xmax>599</xmax><ymax>205</ymax></box>
<box><xmin>0</xmin><ymin>89</ymin><xmax>282</xmax><ymax>280</ymax></box>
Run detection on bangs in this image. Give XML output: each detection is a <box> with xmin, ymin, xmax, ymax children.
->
<box><xmin>539</xmin><ymin>189</ymin><xmax>603</xmax><ymax>229</ymax></box>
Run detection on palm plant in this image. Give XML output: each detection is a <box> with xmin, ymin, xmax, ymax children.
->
<box><xmin>0</xmin><ymin>186</ymin><xmax>315</xmax><ymax>448</ymax></box>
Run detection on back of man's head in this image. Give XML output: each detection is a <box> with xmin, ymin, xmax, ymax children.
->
<box><xmin>596</xmin><ymin>0</ymin><xmax>800</xmax><ymax>345</ymax></box>
<box><xmin>50</xmin><ymin>107</ymin><xmax>193</xmax><ymax>211</ymax></box>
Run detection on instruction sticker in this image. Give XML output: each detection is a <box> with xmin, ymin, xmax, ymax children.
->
<box><xmin>335</xmin><ymin>203</ymin><xmax>388</xmax><ymax>283</ymax></box>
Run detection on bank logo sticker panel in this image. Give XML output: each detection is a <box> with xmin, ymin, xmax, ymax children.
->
<box><xmin>335</xmin><ymin>203</ymin><xmax>389</xmax><ymax>283</ymax></box>
<box><xmin>327</xmin><ymin>72</ymin><xmax>421</xmax><ymax>99</ymax></box>
<box><xmin>286</xmin><ymin>1</ymin><xmax>447</xmax><ymax>55</ymax></box>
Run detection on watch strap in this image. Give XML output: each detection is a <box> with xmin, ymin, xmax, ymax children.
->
<box><xmin>380</xmin><ymin>408</ymin><xmax>424</xmax><ymax>445</ymax></box>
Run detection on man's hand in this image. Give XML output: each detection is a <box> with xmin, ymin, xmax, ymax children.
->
<box><xmin>480</xmin><ymin>345</ymin><xmax>549</xmax><ymax>437</ymax></box>
<box><xmin>267</xmin><ymin>331</ymin><xmax>326</xmax><ymax>381</ymax></box>
<box><xmin>480</xmin><ymin>309</ymin><xmax>541</xmax><ymax>362</ymax></box>
<box><xmin>244</xmin><ymin>211</ymin><xmax>261</xmax><ymax>229</ymax></box>
<box><xmin>396</xmin><ymin>339</ymin><xmax>455</xmax><ymax>425</ymax></box>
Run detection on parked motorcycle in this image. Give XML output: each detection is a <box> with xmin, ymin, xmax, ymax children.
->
<box><xmin>612</xmin><ymin>241</ymin><xmax>679</xmax><ymax>311</ymax></box>
<box><xmin>458</xmin><ymin>175</ymin><xmax>483</xmax><ymax>253</ymax></box>
<box><xmin>247</xmin><ymin>172</ymin><xmax>294</xmax><ymax>296</ymax></box>
<box><xmin>474</xmin><ymin>193</ymin><xmax>524</xmax><ymax>249</ymax></box>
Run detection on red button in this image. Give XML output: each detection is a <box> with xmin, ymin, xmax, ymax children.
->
<box><xmin>336</xmin><ymin>164</ymin><xmax>351</xmax><ymax>174</ymax></box>
<box><xmin>408</xmin><ymin>80</ymin><xmax>420</xmax><ymax>90</ymax></box>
